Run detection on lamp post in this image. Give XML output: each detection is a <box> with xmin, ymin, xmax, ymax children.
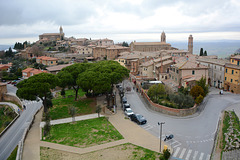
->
<box><xmin>158</xmin><ymin>122</ymin><xmax>165</xmax><ymax>153</ymax></box>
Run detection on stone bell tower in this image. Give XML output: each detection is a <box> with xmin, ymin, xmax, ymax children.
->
<box><xmin>161</xmin><ymin>31</ymin><xmax>166</xmax><ymax>43</ymax></box>
<box><xmin>59</xmin><ymin>26</ymin><xmax>64</xmax><ymax>40</ymax></box>
<box><xmin>188</xmin><ymin>35</ymin><xmax>193</xmax><ymax>54</ymax></box>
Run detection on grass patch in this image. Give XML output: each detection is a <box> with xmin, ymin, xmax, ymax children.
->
<box><xmin>0</xmin><ymin>105</ymin><xmax>17</xmax><ymax>133</ymax></box>
<box><xmin>49</xmin><ymin>89</ymin><xmax>96</xmax><ymax>120</ymax></box>
<box><xmin>40</xmin><ymin>143</ymin><xmax>161</xmax><ymax>160</ymax></box>
<box><xmin>7</xmin><ymin>145</ymin><xmax>18</xmax><ymax>160</ymax></box>
<box><xmin>43</xmin><ymin>117</ymin><xmax>123</xmax><ymax>148</ymax></box>
<box><xmin>222</xmin><ymin>111</ymin><xmax>230</xmax><ymax>150</ymax></box>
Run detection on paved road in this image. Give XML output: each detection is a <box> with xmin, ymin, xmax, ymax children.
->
<box><xmin>0</xmin><ymin>84</ymin><xmax>42</xmax><ymax>160</ymax></box>
<box><xmin>123</xmin><ymin>81</ymin><xmax>240</xmax><ymax>160</ymax></box>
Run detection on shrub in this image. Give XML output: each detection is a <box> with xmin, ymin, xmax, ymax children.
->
<box><xmin>195</xmin><ymin>95</ymin><xmax>204</xmax><ymax>104</ymax></box>
<box><xmin>190</xmin><ymin>85</ymin><xmax>204</xmax><ymax>99</ymax></box>
<box><xmin>163</xmin><ymin>149</ymin><xmax>171</xmax><ymax>159</ymax></box>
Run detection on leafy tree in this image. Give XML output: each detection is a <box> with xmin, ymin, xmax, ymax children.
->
<box><xmin>178</xmin><ymin>86</ymin><xmax>189</xmax><ymax>95</ymax></box>
<box><xmin>16</xmin><ymin>73</ymin><xmax>58</xmax><ymax>113</ymax></box>
<box><xmin>60</xmin><ymin>88</ymin><xmax>65</xmax><ymax>97</ymax></box>
<box><xmin>183</xmin><ymin>94</ymin><xmax>195</xmax><ymax>108</ymax></box>
<box><xmin>59</xmin><ymin>63</ymin><xmax>92</xmax><ymax>100</ymax></box>
<box><xmin>195</xmin><ymin>95</ymin><xmax>204</xmax><ymax>104</ymax></box>
<box><xmin>190</xmin><ymin>85</ymin><xmax>204</xmax><ymax>99</ymax></box>
<box><xmin>77</xmin><ymin>60</ymin><xmax>129</xmax><ymax>105</ymax></box>
<box><xmin>147</xmin><ymin>84</ymin><xmax>166</xmax><ymax>102</ymax></box>
<box><xmin>200</xmin><ymin>48</ymin><xmax>203</xmax><ymax>56</ymax></box>
<box><xmin>196</xmin><ymin>77</ymin><xmax>208</xmax><ymax>97</ymax></box>
<box><xmin>122</xmin><ymin>41</ymin><xmax>129</xmax><ymax>47</ymax></box>
<box><xmin>5</xmin><ymin>47</ymin><xmax>14</xmax><ymax>57</ymax></box>
<box><xmin>203</xmin><ymin>50</ymin><xmax>207</xmax><ymax>56</ymax></box>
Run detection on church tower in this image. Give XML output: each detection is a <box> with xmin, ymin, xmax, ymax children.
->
<box><xmin>59</xmin><ymin>26</ymin><xmax>64</xmax><ymax>40</ymax></box>
<box><xmin>188</xmin><ymin>35</ymin><xmax>193</xmax><ymax>54</ymax></box>
<box><xmin>161</xmin><ymin>31</ymin><xmax>166</xmax><ymax>43</ymax></box>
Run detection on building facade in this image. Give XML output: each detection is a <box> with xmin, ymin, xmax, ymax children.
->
<box><xmin>197</xmin><ymin>58</ymin><xmax>227</xmax><ymax>88</ymax></box>
<box><xmin>224</xmin><ymin>55</ymin><xmax>240</xmax><ymax>93</ymax></box>
<box><xmin>39</xmin><ymin>26</ymin><xmax>64</xmax><ymax>42</ymax></box>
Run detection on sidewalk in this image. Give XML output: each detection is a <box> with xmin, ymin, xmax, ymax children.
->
<box><xmin>22</xmin><ymin>107</ymin><xmax>43</xmax><ymax>160</ymax></box>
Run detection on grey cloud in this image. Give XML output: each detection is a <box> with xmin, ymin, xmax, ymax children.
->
<box><xmin>0</xmin><ymin>0</ymin><xmax>97</xmax><ymax>26</ymax></box>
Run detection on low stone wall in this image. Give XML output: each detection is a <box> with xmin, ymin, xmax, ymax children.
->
<box><xmin>3</xmin><ymin>93</ymin><xmax>22</xmax><ymax>107</ymax></box>
<box><xmin>137</xmin><ymin>85</ymin><xmax>198</xmax><ymax>117</ymax></box>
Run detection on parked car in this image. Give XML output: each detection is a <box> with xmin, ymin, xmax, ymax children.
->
<box><xmin>130</xmin><ymin>114</ymin><xmax>147</xmax><ymax>125</ymax></box>
<box><xmin>123</xmin><ymin>103</ymin><xmax>131</xmax><ymax>111</ymax></box>
<box><xmin>124</xmin><ymin>108</ymin><xmax>134</xmax><ymax>117</ymax></box>
<box><xmin>122</xmin><ymin>96</ymin><xmax>127</xmax><ymax>104</ymax></box>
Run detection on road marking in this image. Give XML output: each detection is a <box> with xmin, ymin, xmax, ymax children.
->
<box><xmin>206</xmin><ymin>154</ymin><xmax>211</xmax><ymax>160</ymax></box>
<box><xmin>170</xmin><ymin>140</ymin><xmax>178</xmax><ymax>145</ymax></box>
<box><xmin>172</xmin><ymin>143</ymin><xmax>181</xmax><ymax>148</ymax></box>
<box><xmin>199</xmin><ymin>152</ymin><xmax>204</xmax><ymax>160</ymax></box>
<box><xmin>173</xmin><ymin>147</ymin><xmax>180</xmax><ymax>157</ymax></box>
<box><xmin>192</xmin><ymin>151</ymin><xmax>198</xmax><ymax>160</ymax></box>
<box><xmin>179</xmin><ymin>148</ymin><xmax>186</xmax><ymax>159</ymax></box>
<box><xmin>185</xmin><ymin>149</ymin><xmax>192</xmax><ymax>160</ymax></box>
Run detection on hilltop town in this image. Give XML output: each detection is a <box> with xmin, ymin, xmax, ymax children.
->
<box><xmin>0</xmin><ymin>26</ymin><xmax>240</xmax><ymax>160</ymax></box>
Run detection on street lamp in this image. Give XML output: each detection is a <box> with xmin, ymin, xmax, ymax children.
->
<box><xmin>158</xmin><ymin>122</ymin><xmax>165</xmax><ymax>153</ymax></box>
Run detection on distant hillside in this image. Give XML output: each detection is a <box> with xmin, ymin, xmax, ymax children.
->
<box><xmin>170</xmin><ymin>41</ymin><xmax>240</xmax><ymax>58</ymax></box>
<box><xmin>0</xmin><ymin>45</ymin><xmax>14</xmax><ymax>51</ymax></box>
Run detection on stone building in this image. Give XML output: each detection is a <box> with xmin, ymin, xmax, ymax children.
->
<box><xmin>39</xmin><ymin>26</ymin><xmax>64</xmax><ymax>42</ymax></box>
<box><xmin>224</xmin><ymin>55</ymin><xmax>240</xmax><ymax>93</ymax></box>
<box><xmin>36</xmin><ymin>56</ymin><xmax>58</xmax><ymax>66</ymax></box>
<box><xmin>169</xmin><ymin>60</ymin><xmax>208</xmax><ymax>89</ymax></box>
<box><xmin>129</xmin><ymin>32</ymin><xmax>192</xmax><ymax>56</ymax></box>
<box><xmin>197</xmin><ymin>58</ymin><xmax>228</xmax><ymax>88</ymax></box>
<box><xmin>92</xmin><ymin>45</ymin><xmax>130</xmax><ymax>60</ymax></box>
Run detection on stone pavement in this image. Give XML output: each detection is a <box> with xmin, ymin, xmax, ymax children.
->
<box><xmin>22</xmin><ymin>107</ymin><xmax>43</xmax><ymax>160</ymax></box>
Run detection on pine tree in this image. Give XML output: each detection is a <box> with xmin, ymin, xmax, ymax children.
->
<box><xmin>203</xmin><ymin>50</ymin><xmax>207</xmax><ymax>56</ymax></box>
<box><xmin>200</xmin><ymin>48</ymin><xmax>203</xmax><ymax>56</ymax></box>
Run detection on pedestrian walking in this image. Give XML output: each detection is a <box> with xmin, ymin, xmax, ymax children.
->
<box><xmin>23</xmin><ymin>105</ymin><xmax>26</xmax><ymax>110</ymax></box>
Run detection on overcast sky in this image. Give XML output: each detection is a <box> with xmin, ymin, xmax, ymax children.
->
<box><xmin>1</xmin><ymin>0</ymin><xmax>240</xmax><ymax>44</ymax></box>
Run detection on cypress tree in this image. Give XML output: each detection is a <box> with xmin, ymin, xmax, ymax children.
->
<box><xmin>200</xmin><ymin>48</ymin><xmax>203</xmax><ymax>56</ymax></box>
<box><xmin>203</xmin><ymin>50</ymin><xmax>207</xmax><ymax>56</ymax></box>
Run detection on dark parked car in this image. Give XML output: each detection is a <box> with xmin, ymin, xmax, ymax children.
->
<box><xmin>122</xmin><ymin>96</ymin><xmax>127</xmax><ymax>104</ymax></box>
<box><xmin>130</xmin><ymin>114</ymin><xmax>147</xmax><ymax>125</ymax></box>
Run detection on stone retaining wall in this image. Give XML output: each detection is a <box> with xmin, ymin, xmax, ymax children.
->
<box><xmin>3</xmin><ymin>93</ymin><xmax>22</xmax><ymax>107</ymax></box>
<box><xmin>137</xmin><ymin>85</ymin><xmax>198</xmax><ymax>117</ymax></box>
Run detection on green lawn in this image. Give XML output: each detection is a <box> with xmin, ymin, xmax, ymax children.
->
<box><xmin>40</xmin><ymin>143</ymin><xmax>162</xmax><ymax>160</ymax></box>
<box><xmin>0</xmin><ymin>105</ymin><xmax>17</xmax><ymax>133</ymax></box>
<box><xmin>49</xmin><ymin>89</ymin><xmax>96</xmax><ymax>120</ymax></box>
<box><xmin>7</xmin><ymin>146</ymin><xmax>18</xmax><ymax>160</ymax></box>
<box><xmin>43</xmin><ymin>117</ymin><xmax>123</xmax><ymax>148</ymax></box>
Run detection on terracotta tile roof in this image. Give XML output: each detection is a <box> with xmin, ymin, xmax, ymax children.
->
<box><xmin>22</xmin><ymin>68</ymin><xmax>34</xmax><ymax>73</ymax></box>
<box><xmin>30</xmin><ymin>69</ymin><xmax>47</xmax><ymax>74</ymax></box>
<box><xmin>106</xmin><ymin>45</ymin><xmax>129</xmax><ymax>50</ymax></box>
<box><xmin>174</xmin><ymin>60</ymin><xmax>208</xmax><ymax>69</ymax></box>
<box><xmin>231</xmin><ymin>55</ymin><xmax>240</xmax><ymax>60</ymax></box>
<box><xmin>153</xmin><ymin>56</ymin><xmax>172</xmax><ymax>63</ymax></box>
<box><xmin>36</xmin><ymin>56</ymin><xmax>58</xmax><ymax>61</ymax></box>
<box><xmin>141</xmin><ymin>60</ymin><xmax>154</xmax><ymax>67</ymax></box>
<box><xmin>155</xmin><ymin>60</ymin><xmax>174</xmax><ymax>67</ymax></box>
<box><xmin>46</xmin><ymin>64</ymin><xmax>73</xmax><ymax>72</ymax></box>
<box><xmin>132</xmin><ymin>42</ymin><xmax>171</xmax><ymax>46</ymax></box>
<box><xmin>197</xmin><ymin>58</ymin><xmax>228</xmax><ymax>66</ymax></box>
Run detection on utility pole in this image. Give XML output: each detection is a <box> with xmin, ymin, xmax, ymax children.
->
<box><xmin>158</xmin><ymin>122</ymin><xmax>165</xmax><ymax>153</ymax></box>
